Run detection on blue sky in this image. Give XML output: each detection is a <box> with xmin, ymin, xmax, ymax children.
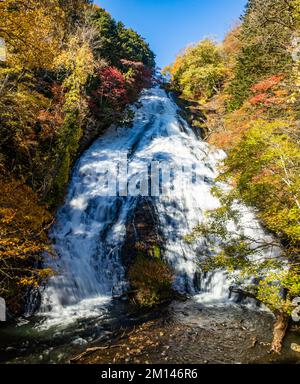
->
<box><xmin>95</xmin><ymin>0</ymin><xmax>247</xmax><ymax>68</ymax></box>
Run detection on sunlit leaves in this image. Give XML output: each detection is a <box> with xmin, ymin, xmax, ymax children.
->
<box><xmin>166</xmin><ymin>39</ymin><xmax>227</xmax><ymax>102</ymax></box>
<box><xmin>0</xmin><ymin>0</ymin><xmax>65</xmax><ymax>70</ymax></box>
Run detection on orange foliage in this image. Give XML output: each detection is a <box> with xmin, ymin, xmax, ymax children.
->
<box><xmin>251</xmin><ymin>75</ymin><xmax>284</xmax><ymax>93</ymax></box>
<box><xmin>249</xmin><ymin>75</ymin><xmax>286</xmax><ymax>107</ymax></box>
<box><xmin>0</xmin><ymin>179</ymin><xmax>53</xmax><ymax>313</ymax></box>
<box><xmin>222</xmin><ymin>25</ymin><xmax>242</xmax><ymax>78</ymax></box>
<box><xmin>249</xmin><ymin>93</ymin><xmax>270</xmax><ymax>105</ymax></box>
<box><xmin>209</xmin><ymin>105</ymin><xmax>252</xmax><ymax>150</ymax></box>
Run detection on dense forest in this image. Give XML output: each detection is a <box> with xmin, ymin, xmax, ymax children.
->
<box><xmin>165</xmin><ymin>0</ymin><xmax>300</xmax><ymax>352</ymax></box>
<box><xmin>0</xmin><ymin>0</ymin><xmax>155</xmax><ymax>314</ymax></box>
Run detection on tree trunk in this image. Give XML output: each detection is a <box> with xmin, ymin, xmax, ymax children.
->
<box><xmin>271</xmin><ymin>311</ymin><xmax>289</xmax><ymax>354</ymax></box>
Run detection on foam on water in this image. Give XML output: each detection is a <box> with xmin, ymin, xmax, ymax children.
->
<box><xmin>39</xmin><ymin>87</ymin><xmax>277</xmax><ymax>326</ymax></box>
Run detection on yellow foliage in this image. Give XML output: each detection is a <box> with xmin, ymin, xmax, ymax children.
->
<box><xmin>0</xmin><ymin>0</ymin><xmax>65</xmax><ymax>69</ymax></box>
<box><xmin>0</xmin><ymin>179</ymin><xmax>53</xmax><ymax>313</ymax></box>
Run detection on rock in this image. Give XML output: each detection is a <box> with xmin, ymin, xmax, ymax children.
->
<box><xmin>291</xmin><ymin>343</ymin><xmax>300</xmax><ymax>353</ymax></box>
<box><xmin>71</xmin><ymin>338</ymin><xmax>88</xmax><ymax>346</ymax></box>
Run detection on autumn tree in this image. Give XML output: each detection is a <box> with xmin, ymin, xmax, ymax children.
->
<box><xmin>0</xmin><ymin>0</ymin><xmax>65</xmax><ymax>70</ymax></box>
<box><xmin>226</xmin><ymin>0</ymin><xmax>296</xmax><ymax>110</ymax></box>
<box><xmin>0</xmin><ymin>179</ymin><xmax>52</xmax><ymax>314</ymax></box>
<box><xmin>166</xmin><ymin>39</ymin><xmax>227</xmax><ymax>102</ymax></box>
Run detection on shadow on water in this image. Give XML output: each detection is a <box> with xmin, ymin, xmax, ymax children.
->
<box><xmin>0</xmin><ymin>298</ymin><xmax>166</xmax><ymax>364</ymax></box>
<box><xmin>1</xmin><ymin>298</ymin><xmax>300</xmax><ymax>364</ymax></box>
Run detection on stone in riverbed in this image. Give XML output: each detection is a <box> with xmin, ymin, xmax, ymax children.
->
<box><xmin>291</xmin><ymin>343</ymin><xmax>300</xmax><ymax>353</ymax></box>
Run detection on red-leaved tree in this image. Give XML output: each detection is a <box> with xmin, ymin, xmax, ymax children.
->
<box><xmin>121</xmin><ymin>59</ymin><xmax>153</xmax><ymax>102</ymax></box>
<box><xmin>90</xmin><ymin>66</ymin><xmax>129</xmax><ymax>117</ymax></box>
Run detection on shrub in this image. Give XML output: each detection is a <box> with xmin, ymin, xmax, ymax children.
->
<box><xmin>128</xmin><ymin>256</ymin><xmax>174</xmax><ymax>307</ymax></box>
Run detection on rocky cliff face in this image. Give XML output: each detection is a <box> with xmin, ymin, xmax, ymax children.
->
<box><xmin>121</xmin><ymin>197</ymin><xmax>164</xmax><ymax>270</ymax></box>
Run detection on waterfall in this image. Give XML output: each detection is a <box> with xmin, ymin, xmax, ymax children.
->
<box><xmin>39</xmin><ymin>87</ymin><xmax>276</xmax><ymax>326</ymax></box>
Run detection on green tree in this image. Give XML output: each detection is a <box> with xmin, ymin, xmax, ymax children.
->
<box><xmin>227</xmin><ymin>0</ymin><xmax>295</xmax><ymax>110</ymax></box>
<box><xmin>90</xmin><ymin>7</ymin><xmax>155</xmax><ymax>69</ymax></box>
<box><xmin>166</xmin><ymin>39</ymin><xmax>226</xmax><ymax>102</ymax></box>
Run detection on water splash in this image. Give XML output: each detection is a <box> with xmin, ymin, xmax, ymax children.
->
<box><xmin>39</xmin><ymin>87</ymin><xmax>276</xmax><ymax>326</ymax></box>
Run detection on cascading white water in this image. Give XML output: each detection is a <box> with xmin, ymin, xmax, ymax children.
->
<box><xmin>40</xmin><ymin>87</ymin><xmax>276</xmax><ymax>326</ymax></box>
